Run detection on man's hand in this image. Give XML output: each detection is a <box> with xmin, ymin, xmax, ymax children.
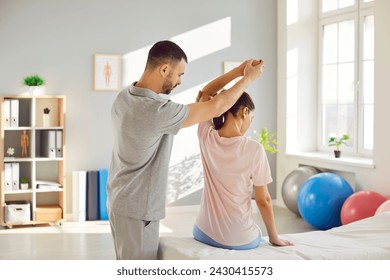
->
<box><xmin>234</xmin><ymin>59</ymin><xmax>264</xmax><ymax>76</ymax></box>
<box><xmin>252</xmin><ymin>59</ymin><xmax>264</xmax><ymax>66</ymax></box>
<box><xmin>196</xmin><ymin>90</ymin><xmax>217</xmax><ymax>103</ymax></box>
<box><xmin>243</xmin><ymin>59</ymin><xmax>265</xmax><ymax>83</ymax></box>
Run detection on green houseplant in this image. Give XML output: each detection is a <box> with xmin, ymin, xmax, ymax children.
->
<box><xmin>328</xmin><ymin>133</ymin><xmax>349</xmax><ymax>158</ymax></box>
<box><xmin>253</xmin><ymin>127</ymin><xmax>277</xmax><ymax>154</ymax></box>
<box><xmin>23</xmin><ymin>74</ymin><xmax>45</xmax><ymax>86</ymax></box>
<box><xmin>20</xmin><ymin>177</ymin><xmax>29</xmax><ymax>190</ymax></box>
<box><xmin>23</xmin><ymin>74</ymin><xmax>45</xmax><ymax>95</ymax></box>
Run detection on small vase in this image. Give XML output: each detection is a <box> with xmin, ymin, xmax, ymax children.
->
<box><xmin>334</xmin><ymin>150</ymin><xmax>341</xmax><ymax>158</ymax></box>
<box><xmin>29</xmin><ymin>86</ymin><xmax>44</xmax><ymax>96</ymax></box>
<box><xmin>43</xmin><ymin>114</ymin><xmax>50</xmax><ymax>127</ymax></box>
<box><xmin>29</xmin><ymin>86</ymin><xmax>38</xmax><ymax>96</ymax></box>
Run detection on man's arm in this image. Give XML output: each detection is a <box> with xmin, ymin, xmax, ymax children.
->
<box><xmin>197</xmin><ymin>60</ymin><xmax>248</xmax><ymax>102</ymax></box>
<box><xmin>182</xmin><ymin>59</ymin><xmax>264</xmax><ymax>128</ymax></box>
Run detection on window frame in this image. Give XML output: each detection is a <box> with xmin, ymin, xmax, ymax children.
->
<box><xmin>358</xmin><ymin>8</ymin><xmax>375</xmax><ymax>155</ymax></box>
<box><xmin>317</xmin><ymin>0</ymin><xmax>374</xmax><ymax>156</ymax></box>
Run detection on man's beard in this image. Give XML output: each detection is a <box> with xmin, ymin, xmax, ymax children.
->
<box><xmin>161</xmin><ymin>81</ymin><xmax>176</xmax><ymax>95</ymax></box>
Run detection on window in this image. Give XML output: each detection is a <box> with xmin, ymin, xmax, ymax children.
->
<box><xmin>319</xmin><ymin>0</ymin><xmax>374</xmax><ymax>156</ymax></box>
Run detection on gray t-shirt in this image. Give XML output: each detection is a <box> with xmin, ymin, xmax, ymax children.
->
<box><xmin>107</xmin><ymin>83</ymin><xmax>189</xmax><ymax>221</ymax></box>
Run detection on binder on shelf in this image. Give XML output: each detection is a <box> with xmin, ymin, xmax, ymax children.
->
<box><xmin>98</xmin><ymin>169</ymin><xmax>109</xmax><ymax>220</ymax></box>
<box><xmin>87</xmin><ymin>170</ymin><xmax>99</xmax><ymax>221</ymax></box>
<box><xmin>40</xmin><ymin>130</ymin><xmax>56</xmax><ymax>158</ymax></box>
<box><xmin>3</xmin><ymin>99</ymin><xmax>11</xmax><ymax>128</ymax></box>
<box><xmin>10</xmin><ymin>99</ymin><xmax>19</xmax><ymax>127</ymax></box>
<box><xmin>4</xmin><ymin>163</ymin><xmax>12</xmax><ymax>192</ymax></box>
<box><xmin>72</xmin><ymin>171</ymin><xmax>87</xmax><ymax>222</ymax></box>
<box><xmin>36</xmin><ymin>180</ymin><xmax>62</xmax><ymax>190</ymax></box>
<box><xmin>11</xmin><ymin>162</ymin><xmax>19</xmax><ymax>191</ymax></box>
<box><xmin>56</xmin><ymin>130</ymin><xmax>62</xmax><ymax>157</ymax></box>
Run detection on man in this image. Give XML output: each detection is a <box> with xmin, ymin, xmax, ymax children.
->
<box><xmin>107</xmin><ymin>40</ymin><xmax>264</xmax><ymax>259</ymax></box>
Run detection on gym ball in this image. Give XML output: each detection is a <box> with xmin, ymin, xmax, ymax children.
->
<box><xmin>375</xmin><ymin>199</ymin><xmax>390</xmax><ymax>215</ymax></box>
<box><xmin>282</xmin><ymin>166</ymin><xmax>319</xmax><ymax>216</ymax></box>
<box><xmin>341</xmin><ymin>191</ymin><xmax>387</xmax><ymax>225</ymax></box>
<box><xmin>298</xmin><ymin>172</ymin><xmax>353</xmax><ymax>230</ymax></box>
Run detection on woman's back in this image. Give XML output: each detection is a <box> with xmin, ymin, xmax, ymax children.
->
<box><xmin>195</xmin><ymin>121</ymin><xmax>272</xmax><ymax>247</ymax></box>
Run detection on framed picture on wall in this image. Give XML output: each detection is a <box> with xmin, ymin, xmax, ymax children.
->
<box><xmin>93</xmin><ymin>54</ymin><xmax>121</xmax><ymax>91</ymax></box>
<box><xmin>223</xmin><ymin>61</ymin><xmax>242</xmax><ymax>89</ymax></box>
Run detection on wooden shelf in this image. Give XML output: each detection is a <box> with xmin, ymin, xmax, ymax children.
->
<box><xmin>0</xmin><ymin>95</ymin><xmax>66</xmax><ymax>227</ymax></box>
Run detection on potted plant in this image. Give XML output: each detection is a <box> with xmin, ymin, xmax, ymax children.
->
<box><xmin>23</xmin><ymin>74</ymin><xmax>45</xmax><ymax>96</ymax></box>
<box><xmin>43</xmin><ymin>107</ymin><xmax>50</xmax><ymax>127</ymax></box>
<box><xmin>328</xmin><ymin>133</ymin><xmax>349</xmax><ymax>158</ymax></box>
<box><xmin>20</xmin><ymin>177</ymin><xmax>29</xmax><ymax>190</ymax></box>
<box><xmin>253</xmin><ymin>127</ymin><xmax>277</xmax><ymax>154</ymax></box>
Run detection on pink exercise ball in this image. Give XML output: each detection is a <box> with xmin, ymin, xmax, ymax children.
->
<box><xmin>375</xmin><ymin>199</ymin><xmax>390</xmax><ymax>215</ymax></box>
<box><xmin>341</xmin><ymin>191</ymin><xmax>387</xmax><ymax>225</ymax></box>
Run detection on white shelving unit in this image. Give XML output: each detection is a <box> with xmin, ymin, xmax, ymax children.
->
<box><xmin>0</xmin><ymin>95</ymin><xmax>66</xmax><ymax>228</ymax></box>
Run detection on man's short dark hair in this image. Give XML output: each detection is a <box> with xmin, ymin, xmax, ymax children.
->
<box><xmin>146</xmin><ymin>40</ymin><xmax>188</xmax><ymax>69</ymax></box>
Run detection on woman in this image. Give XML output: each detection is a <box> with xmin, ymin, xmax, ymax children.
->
<box><xmin>193</xmin><ymin>61</ymin><xmax>293</xmax><ymax>250</ymax></box>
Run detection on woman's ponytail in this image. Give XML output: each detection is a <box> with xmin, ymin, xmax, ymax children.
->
<box><xmin>212</xmin><ymin>91</ymin><xmax>255</xmax><ymax>130</ymax></box>
<box><xmin>213</xmin><ymin>113</ymin><xmax>226</xmax><ymax>130</ymax></box>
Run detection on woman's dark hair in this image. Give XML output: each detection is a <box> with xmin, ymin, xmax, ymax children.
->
<box><xmin>146</xmin><ymin>40</ymin><xmax>188</xmax><ymax>69</ymax></box>
<box><xmin>213</xmin><ymin>91</ymin><xmax>255</xmax><ymax>130</ymax></box>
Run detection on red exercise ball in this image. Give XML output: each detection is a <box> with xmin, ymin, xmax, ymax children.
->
<box><xmin>375</xmin><ymin>199</ymin><xmax>390</xmax><ymax>215</ymax></box>
<box><xmin>341</xmin><ymin>191</ymin><xmax>387</xmax><ymax>225</ymax></box>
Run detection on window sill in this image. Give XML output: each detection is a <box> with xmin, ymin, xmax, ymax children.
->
<box><xmin>285</xmin><ymin>151</ymin><xmax>375</xmax><ymax>169</ymax></box>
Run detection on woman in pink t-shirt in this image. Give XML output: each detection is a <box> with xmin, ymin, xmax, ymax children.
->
<box><xmin>193</xmin><ymin>61</ymin><xmax>293</xmax><ymax>250</ymax></box>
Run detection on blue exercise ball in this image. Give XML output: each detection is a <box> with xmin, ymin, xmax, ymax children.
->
<box><xmin>282</xmin><ymin>166</ymin><xmax>320</xmax><ymax>216</ymax></box>
<box><xmin>298</xmin><ymin>172</ymin><xmax>353</xmax><ymax>230</ymax></box>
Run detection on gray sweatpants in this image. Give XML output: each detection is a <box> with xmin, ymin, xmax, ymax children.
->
<box><xmin>109</xmin><ymin>211</ymin><xmax>160</xmax><ymax>260</ymax></box>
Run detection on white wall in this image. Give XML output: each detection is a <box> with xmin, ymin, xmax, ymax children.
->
<box><xmin>0</xmin><ymin>0</ymin><xmax>278</xmax><ymax>214</ymax></box>
<box><xmin>276</xmin><ymin>0</ymin><xmax>390</xmax><ymax>207</ymax></box>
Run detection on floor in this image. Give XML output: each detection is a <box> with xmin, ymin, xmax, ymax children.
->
<box><xmin>0</xmin><ymin>203</ymin><xmax>315</xmax><ymax>260</ymax></box>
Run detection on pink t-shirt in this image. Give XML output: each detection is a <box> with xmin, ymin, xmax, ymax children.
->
<box><xmin>195</xmin><ymin>121</ymin><xmax>273</xmax><ymax>246</ymax></box>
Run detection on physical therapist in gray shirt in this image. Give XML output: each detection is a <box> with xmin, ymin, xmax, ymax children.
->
<box><xmin>107</xmin><ymin>40</ymin><xmax>264</xmax><ymax>259</ymax></box>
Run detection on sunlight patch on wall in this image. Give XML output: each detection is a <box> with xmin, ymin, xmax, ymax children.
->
<box><xmin>166</xmin><ymin>82</ymin><xmax>210</xmax><ymax>205</ymax></box>
<box><xmin>122</xmin><ymin>17</ymin><xmax>231</xmax><ymax>87</ymax></box>
<box><xmin>122</xmin><ymin>45</ymin><xmax>150</xmax><ymax>87</ymax></box>
<box><xmin>286</xmin><ymin>48</ymin><xmax>298</xmax><ymax>152</ymax></box>
<box><xmin>169</xmin><ymin>82</ymin><xmax>208</xmax><ymax>166</ymax></box>
<box><xmin>170</xmin><ymin>17</ymin><xmax>231</xmax><ymax>62</ymax></box>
